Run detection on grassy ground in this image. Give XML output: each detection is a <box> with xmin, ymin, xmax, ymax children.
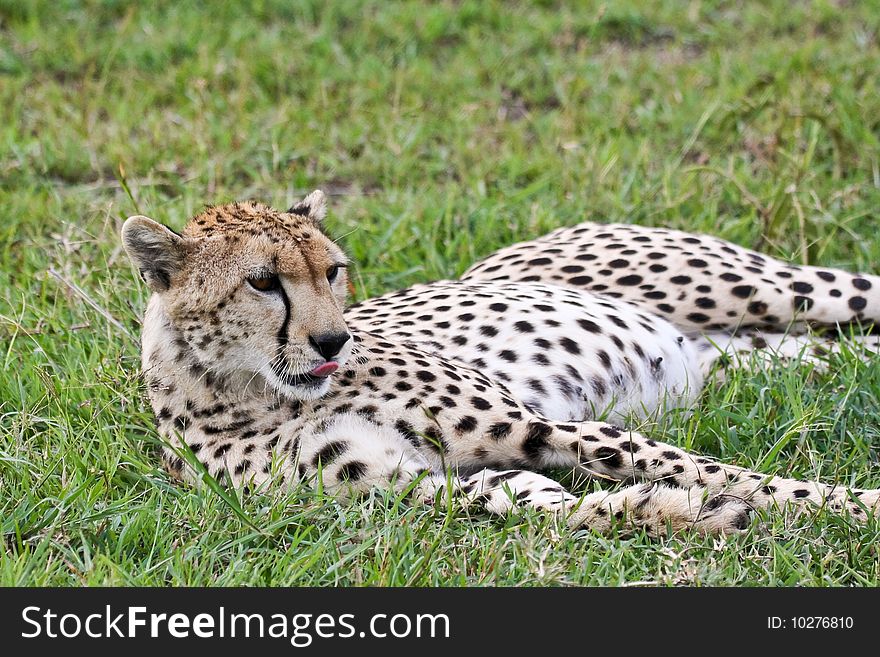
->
<box><xmin>2</xmin><ymin>0</ymin><xmax>880</xmax><ymax>586</ymax></box>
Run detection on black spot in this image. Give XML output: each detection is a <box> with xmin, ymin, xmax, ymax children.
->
<box><xmin>577</xmin><ymin>318</ymin><xmax>602</xmax><ymax>333</ymax></box>
<box><xmin>527</xmin><ymin>378</ymin><xmax>546</xmax><ymax>395</ymax></box>
<box><xmin>853</xmin><ymin>278</ymin><xmax>872</xmax><ymax>291</ymax></box>
<box><xmin>423</xmin><ymin>426</ymin><xmax>448</xmax><ymax>452</ymax></box>
<box><xmin>471</xmin><ymin>397</ymin><xmax>491</xmax><ymax>410</ymax></box>
<box><xmin>617</xmin><ymin>274</ymin><xmax>642</xmax><ymax>286</ymax></box>
<box><xmin>731</xmin><ymin>285</ymin><xmax>756</xmax><ymax>298</ymax></box>
<box><xmin>498</xmin><ymin>350</ymin><xmax>518</xmax><ymax>362</ymax></box>
<box><xmin>559</xmin><ymin>337</ymin><xmax>580</xmax><ymax>354</ymax></box>
<box><xmin>594</xmin><ymin>446</ymin><xmax>622</xmax><ymax>469</ymax></box>
<box><xmin>488</xmin><ymin>471</ymin><xmax>519</xmax><ymax>487</ymax></box>
<box><xmin>338</xmin><ymin>461</ymin><xmax>367</xmax><ymax>482</ymax></box>
<box><xmin>794</xmin><ymin>295</ymin><xmax>814</xmax><ymax>311</ymax></box>
<box><xmin>791</xmin><ymin>282</ymin><xmax>813</xmax><ymax>294</ymax></box>
<box><xmin>522</xmin><ymin>422</ymin><xmax>552</xmax><ymax>458</ymax></box>
<box><xmin>661</xmin><ymin>450</ymin><xmax>682</xmax><ymax>460</ymax></box>
<box><xmin>732</xmin><ymin>512</ymin><xmax>750</xmax><ymax>530</ymax></box>
<box><xmin>455</xmin><ymin>415</ymin><xmax>479</xmax><ymax>433</ymax></box>
<box><xmin>356</xmin><ymin>405</ymin><xmax>378</xmax><ymax>421</ymax></box>
<box><xmin>849</xmin><ymin>296</ymin><xmax>867</xmax><ymax>311</ymax></box>
<box><xmin>514</xmin><ymin>320</ymin><xmax>534</xmax><ymax>333</ymax></box>
<box><xmin>792</xmin><ymin>489</ymin><xmax>811</xmax><ymax>498</ymax></box>
<box><xmin>748</xmin><ymin>301</ymin><xmax>768</xmax><ymax>315</ymax></box>
<box><xmin>312</xmin><ymin>440</ymin><xmax>348</xmax><ymax>468</ymax></box>
<box><xmin>487</xmin><ymin>422</ymin><xmax>512</xmax><ymax>440</ymax></box>
<box><xmin>394</xmin><ymin>420</ymin><xmax>421</xmax><ymax>446</ymax></box>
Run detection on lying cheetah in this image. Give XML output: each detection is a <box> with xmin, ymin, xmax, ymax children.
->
<box><xmin>121</xmin><ymin>191</ymin><xmax>880</xmax><ymax>536</ymax></box>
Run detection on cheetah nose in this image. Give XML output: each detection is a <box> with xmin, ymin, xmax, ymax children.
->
<box><xmin>309</xmin><ymin>332</ymin><xmax>351</xmax><ymax>360</ymax></box>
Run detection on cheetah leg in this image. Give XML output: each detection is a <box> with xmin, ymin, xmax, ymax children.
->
<box><xmin>295</xmin><ymin>415</ymin><xmax>571</xmax><ymax>516</ymax></box>
<box><xmin>417</xmin><ymin>469</ymin><xmax>752</xmax><ymax>535</ymax></box>
<box><xmin>533</xmin><ymin>421</ymin><xmax>880</xmax><ymax>522</ymax></box>
<box><xmin>295</xmin><ymin>415</ymin><xmax>752</xmax><ymax>535</ymax></box>
<box><xmin>693</xmin><ymin>328</ymin><xmax>880</xmax><ymax>376</ymax></box>
<box><xmin>461</xmin><ymin>223</ymin><xmax>880</xmax><ymax>333</ymax></box>
<box><xmin>565</xmin><ymin>483</ymin><xmax>752</xmax><ymax>535</ymax></box>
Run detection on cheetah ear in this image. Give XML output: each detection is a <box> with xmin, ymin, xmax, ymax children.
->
<box><xmin>288</xmin><ymin>189</ymin><xmax>327</xmax><ymax>224</ymax></box>
<box><xmin>121</xmin><ymin>215</ymin><xmax>188</xmax><ymax>292</ymax></box>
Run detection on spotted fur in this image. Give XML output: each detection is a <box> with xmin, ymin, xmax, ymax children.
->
<box><xmin>122</xmin><ymin>194</ymin><xmax>880</xmax><ymax>537</ymax></box>
<box><xmin>463</xmin><ymin>222</ymin><xmax>880</xmax><ymax>333</ymax></box>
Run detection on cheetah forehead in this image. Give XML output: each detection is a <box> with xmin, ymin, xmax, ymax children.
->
<box><xmin>182</xmin><ymin>201</ymin><xmax>318</xmax><ymax>240</ymax></box>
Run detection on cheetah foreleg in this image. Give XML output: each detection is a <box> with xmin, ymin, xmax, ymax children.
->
<box><xmin>297</xmin><ymin>413</ymin><xmax>431</xmax><ymax>498</ymax></box>
<box><xmin>417</xmin><ymin>471</ymin><xmax>752</xmax><ymax>536</ymax></box>
<box><xmin>567</xmin><ymin>483</ymin><xmax>752</xmax><ymax>535</ymax></box>
<box><xmin>556</xmin><ymin>421</ymin><xmax>880</xmax><ymax>522</ymax></box>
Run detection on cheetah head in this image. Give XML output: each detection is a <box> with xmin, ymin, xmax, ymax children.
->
<box><xmin>121</xmin><ymin>191</ymin><xmax>353</xmax><ymax>400</ymax></box>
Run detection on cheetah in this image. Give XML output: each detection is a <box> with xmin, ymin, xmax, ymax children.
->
<box><xmin>121</xmin><ymin>191</ymin><xmax>880</xmax><ymax>537</ymax></box>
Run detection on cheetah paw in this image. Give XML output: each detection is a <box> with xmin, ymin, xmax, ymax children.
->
<box><xmin>568</xmin><ymin>484</ymin><xmax>753</xmax><ymax>536</ymax></box>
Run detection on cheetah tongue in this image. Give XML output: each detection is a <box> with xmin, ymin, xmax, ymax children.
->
<box><xmin>309</xmin><ymin>362</ymin><xmax>339</xmax><ymax>377</ymax></box>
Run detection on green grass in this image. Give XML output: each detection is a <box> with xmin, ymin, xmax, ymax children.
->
<box><xmin>2</xmin><ymin>0</ymin><xmax>880</xmax><ymax>586</ymax></box>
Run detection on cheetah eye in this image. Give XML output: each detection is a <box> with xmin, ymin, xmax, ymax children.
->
<box><xmin>247</xmin><ymin>275</ymin><xmax>280</xmax><ymax>292</ymax></box>
<box><xmin>327</xmin><ymin>264</ymin><xmax>345</xmax><ymax>283</ymax></box>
